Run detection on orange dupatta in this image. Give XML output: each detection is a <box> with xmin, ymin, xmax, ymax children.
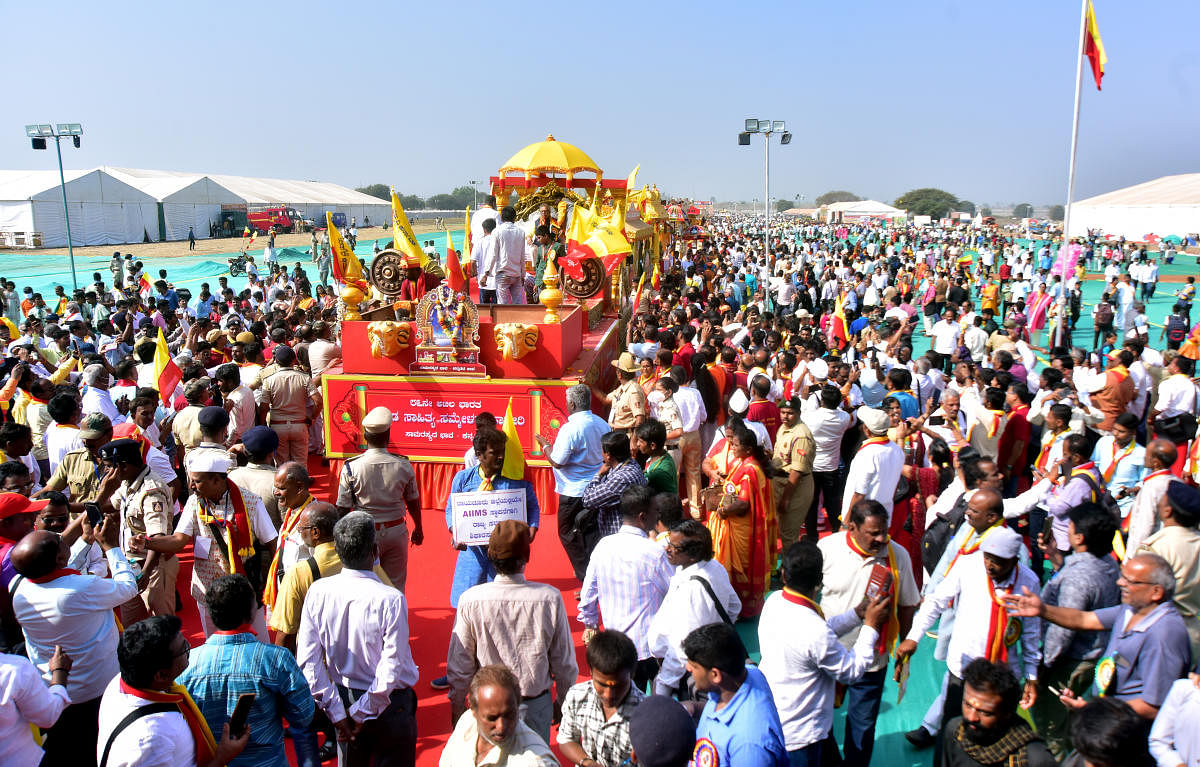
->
<box><xmin>707</xmin><ymin>454</ymin><xmax>775</xmax><ymax>618</ymax></box>
<box><xmin>119</xmin><ymin>680</ymin><xmax>217</xmax><ymax>765</ymax></box>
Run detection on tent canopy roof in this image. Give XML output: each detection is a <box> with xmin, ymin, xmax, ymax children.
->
<box><xmin>0</xmin><ymin>168</ymin><xmax>157</xmax><ymax>203</ymax></box>
<box><xmin>102</xmin><ymin>166</ymin><xmax>388</xmax><ymax>206</ymax></box>
<box><xmin>1074</xmin><ymin>173</ymin><xmax>1200</xmax><ymax>207</ymax></box>
<box><xmin>0</xmin><ymin>168</ymin><xmax>102</xmax><ymax>201</ymax></box>
<box><xmin>827</xmin><ymin>199</ymin><xmax>904</xmax><ymax>214</ymax></box>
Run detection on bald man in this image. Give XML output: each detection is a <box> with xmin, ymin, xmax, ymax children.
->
<box><xmin>9</xmin><ymin>516</ymin><xmax>137</xmax><ymax>766</ymax></box>
<box><xmin>1125</xmin><ymin>439</ymin><xmax>1179</xmax><ymax>561</ymax></box>
<box><xmin>263</xmin><ymin>461</ymin><xmax>338</xmax><ymax>613</ymax></box>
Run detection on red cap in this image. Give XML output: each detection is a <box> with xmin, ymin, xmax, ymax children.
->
<box><xmin>0</xmin><ymin>492</ymin><xmax>49</xmax><ymax>520</ymax></box>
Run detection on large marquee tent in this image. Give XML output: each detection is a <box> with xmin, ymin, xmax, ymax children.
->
<box><xmin>1068</xmin><ymin>173</ymin><xmax>1200</xmax><ymax>240</ymax></box>
<box><xmin>0</xmin><ymin>166</ymin><xmax>393</xmax><ymax>247</ymax></box>
<box><xmin>823</xmin><ymin>199</ymin><xmax>905</xmax><ymax>223</ymax></box>
<box><xmin>0</xmin><ymin>169</ymin><xmax>159</xmax><ymax>247</ymax></box>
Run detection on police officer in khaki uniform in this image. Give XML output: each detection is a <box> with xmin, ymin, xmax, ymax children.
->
<box><xmin>772</xmin><ymin>396</ymin><xmax>816</xmax><ymax>548</ymax></box>
<box><xmin>592</xmin><ymin>352</ymin><xmax>647</xmax><ymax>444</ymax></box>
<box><xmin>335</xmin><ymin>406</ymin><xmax>423</xmax><ymax>590</ymax></box>
<box><xmin>95</xmin><ymin>438</ymin><xmax>177</xmax><ymax>623</ymax></box>
<box><xmin>41</xmin><ymin>412</ymin><xmax>112</xmax><ymax>509</ymax></box>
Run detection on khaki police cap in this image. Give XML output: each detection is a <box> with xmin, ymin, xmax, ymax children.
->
<box><xmin>362</xmin><ymin>407</ymin><xmax>394</xmax><ymax>434</ymax></box>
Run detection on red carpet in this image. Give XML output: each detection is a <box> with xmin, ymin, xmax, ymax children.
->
<box><xmin>175</xmin><ymin>456</ymin><xmax>588</xmax><ymax>765</ymax></box>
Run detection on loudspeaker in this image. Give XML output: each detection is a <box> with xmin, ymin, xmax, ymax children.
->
<box><xmin>737</xmin><ymin>132</ymin><xmax>751</xmax><ymax>146</ymax></box>
<box><xmin>780</xmin><ymin>132</ymin><xmax>792</xmax><ymax>145</ymax></box>
<box><xmin>72</xmin><ymin>136</ymin><xmax>81</xmax><ymax>148</ymax></box>
<box><xmin>31</xmin><ymin>137</ymin><xmax>46</xmax><ymax>150</ymax></box>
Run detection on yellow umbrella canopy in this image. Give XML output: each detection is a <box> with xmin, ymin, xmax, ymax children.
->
<box><xmin>498</xmin><ymin>134</ymin><xmax>602</xmax><ymax>182</ymax></box>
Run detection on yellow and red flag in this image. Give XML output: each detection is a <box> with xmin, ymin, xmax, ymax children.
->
<box><xmin>138</xmin><ymin>274</ymin><xmax>153</xmax><ymax>298</ymax></box>
<box><xmin>831</xmin><ymin>291</ymin><xmax>850</xmax><ymax>348</ymax></box>
<box><xmin>464</xmin><ymin>206</ymin><xmax>472</xmax><ymax>256</ymax></box>
<box><xmin>327</xmin><ymin>212</ymin><xmax>363</xmax><ymax>285</ymax></box>
<box><xmin>390</xmin><ymin>188</ymin><xmax>427</xmax><ymax>268</ymax></box>
<box><xmin>500</xmin><ymin>397</ymin><xmax>525</xmax><ymax>480</ymax></box>
<box><xmin>1085</xmin><ymin>0</ymin><xmax>1106</xmax><ymax>90</ymax></box>
<box><xmin>153</xmin><ymin>328</ymin><xmax>182</xmax><ymax>404</ymax></box>
<box><xmin>445</xmin><ymin>227</ymin><xmax>465</xmax><ymax>293</ymax></box>
<box><xmin>562</xmin><ymin>204</ymin><xmax>632</xmax><ymax>280</ymax></box>
<box><xmin>631</xmin><ymin>270</ymin><xmax>647</xmax><ymax>316</ymax></box>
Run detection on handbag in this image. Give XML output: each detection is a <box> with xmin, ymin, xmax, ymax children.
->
<box><xmin>699</xmin><ymin>483</ymin><xmax>738</xmax><ymax>516</ymax></box>
<box><xmin>1155</xmin><ymin>413</ymin><xmax>1197</xmax><ymax>443</ymax></box>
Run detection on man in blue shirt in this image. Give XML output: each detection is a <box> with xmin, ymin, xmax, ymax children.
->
<box><xmin>179</xmin><ymin>574</ymin><xmax>314</xmax><ymax>767</ymax></box>
<box><xmin>445</xmin><ymin>427</ymin><xmax>540</xmax><ymax>607</ymax></box>
<box><xmin>534</xmin><ymin>384</ymin><xmax>609</xmax><ymax>582</ymax></box>
<box><xmin>684</xmin><ymin>622</ymin><xmax>788</xmax><ymax>767</ymax></box>
<box><xmin>1006</xmin><ymin>551</ymin><xmax>1192</xmax><ymax>721</ymax></box>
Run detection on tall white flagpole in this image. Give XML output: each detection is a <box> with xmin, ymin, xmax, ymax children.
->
<box><xmin>1056</xmin><ymin>0</ymin><xmax>1090</xmax><ymax>349</ymax></box>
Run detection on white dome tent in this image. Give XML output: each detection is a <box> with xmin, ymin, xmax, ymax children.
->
<box><xmin>1068</xmin><ymin>173</ymin><xmax>1200</xmax><ymax>240</ymax></box>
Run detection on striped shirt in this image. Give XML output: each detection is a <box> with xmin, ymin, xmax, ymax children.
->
<box><xmin>178</xmin><ymin>631</ymin><xmax>314</xmax><ymax>767</ymax></box>
<box><xmin>578</xmin><ymin>525</ymin><xmax>674</xmax><ymax>659</ymax></box>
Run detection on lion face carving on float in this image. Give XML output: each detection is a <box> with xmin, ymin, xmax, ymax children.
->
<box><xmin>367</xmin><ymin>321</ymin><xmax>413</xmax><ymax>359</ymax></box>
<box><xmin>494</xmin><ymin>323</ymin><xmax>540</xmax><ymax>361</ymax></box>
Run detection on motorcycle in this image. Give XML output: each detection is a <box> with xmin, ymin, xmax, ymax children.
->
<box><xmin>228</xmin><ymin>254</ymin><xmax>247</xmax><ymax>277</ymax></box>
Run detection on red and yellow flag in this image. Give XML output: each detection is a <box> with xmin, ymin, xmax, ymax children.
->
<box><xmin>500</xmin><ymin>397</ymin><xmax>525</xmax><ymax>480</ymax></box>
<box><xmin>630</xmin><ymin>270</ymin><xmax>647</xmax><ymax>316</ymax></box>
<box><xmin>390</xmin><ymin>188</ymin><xmax>427</xmax><ymax>268</ymax></box>
<box><xmin>1085</xmin><ymin>0</ymin><xmax>1106</xmax><ymax>90</ymax></box>
<box><xmin>153</xmin><ymin>328</ymin><xmax>182</xmax><ymax>404</ymax></box>
<box><xmin>445</xmin><ymin>227</ymin><xmax>465</xmax><ymax>293</ymax></box>
<box><xmin>327</xmin><ymin>212</ymin><xmax>362</xmax><ymax>284</ymax></box>
<box><xmin>831</xmin><ymin>291</ymin><xmax>850</xmax><ymax>348</ymax></box>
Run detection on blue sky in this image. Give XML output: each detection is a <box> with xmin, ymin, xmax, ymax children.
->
<box><xmin>5</xmin><ymin>0</ymin><xmax>1197</xmax><ymax>207</ymax></box>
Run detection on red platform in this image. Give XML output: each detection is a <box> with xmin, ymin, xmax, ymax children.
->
<box><xmin>322</xmin><ymin>313</ymin><xmax>622</xmax><ymax>516</ymax></box>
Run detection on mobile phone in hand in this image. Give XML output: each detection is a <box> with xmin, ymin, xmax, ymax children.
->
<box><xmin>84</xmin><ymin>503</ymin><xmax>103</xmax><ymax>527</ymax></box>
<box><xmin>228</xmin><ymin>692</ymin><xmax>256</xmax><ymax>737</ymax></box>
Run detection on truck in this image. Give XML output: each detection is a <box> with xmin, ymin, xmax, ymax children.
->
<box><xmin>247</xmin><ymin>206</ymin><xmax>304</xmax><ymax>235</ymax></box>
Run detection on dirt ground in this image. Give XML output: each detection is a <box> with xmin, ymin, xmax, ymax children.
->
<box><xmin>0</xmin><ymin>220</ymin><xmax>452</xmax><ymax>261</ymax></box>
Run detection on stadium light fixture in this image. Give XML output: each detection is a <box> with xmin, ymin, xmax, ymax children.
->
<box><xmin>736</xmin><ymin>118</ymin><xmax>791</xmax><ymax>270</ymax></box>
<box><xmin>22</xmin><ymin>122</ymin><xmax>83</xmax><ymax>289</ymax></box>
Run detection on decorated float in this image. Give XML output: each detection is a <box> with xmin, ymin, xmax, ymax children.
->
<box><xmin>320</xmin><ymin>135</ymin><xmax>656</xmax><ymax>512</ymax></box>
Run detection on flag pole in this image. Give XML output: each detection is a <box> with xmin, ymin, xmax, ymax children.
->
<box><xmin>1056</xmin><ymin>0</ymin><xmax>1090</xmax><ymax>349</ymax></box>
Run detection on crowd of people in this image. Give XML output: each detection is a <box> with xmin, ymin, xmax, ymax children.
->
<box><xmin>1</xmin><ymin>208</ymin><xmax>1200</xmax><ymax>767</ymax></box>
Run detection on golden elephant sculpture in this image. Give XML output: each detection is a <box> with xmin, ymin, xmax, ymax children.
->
<box><xmin>494</xmin><ymin>322</ymin><xmax>540</xmax><ymax>361</ymax></box>
<box><xmin>367</xmin><ymin>320</ymin><xmax>414</xmax><ymax>359</ymax></box>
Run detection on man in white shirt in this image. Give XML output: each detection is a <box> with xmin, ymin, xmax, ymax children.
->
<box><xmin>440</xmin><ymin>665</ymin><xmax>557</xmax><ymax>767</ymax></box>
<box><xmin>895</xmin><ymin>526</ymin><xmax>1041</xmax><ymax>750</ymax></box>
<box><xmin>473</xmin><ymin>219</ymin><xmax>499</xmax><ymax>303</ymax></box>
<box><xmin>578</xmin><ymin>486</ymin><xmax>673</xmax><ymax>690</ymax></box>
<box><xmin>213</xmin><ymin>363</ymin><xmax>255</xmax><ymax>446</ymax></box>
<box><xmin>44</xmin><ymin>393</ymin><xmax>87</xmax><ymax>475</ymax></box>
<box><xmin>758</xmin><ymin>538</ymin><xmax>890</xmax><ymax>764</ymax></box>
<box><xmin>97</xmin><ymin>615</ymin><xmax>247</xmax><ymax>767</ymax></box>
<box><xmin>817</xmin><ymin>500</ymin><xmax>921</xmax><ymax>765</ymax></box>
<box><xmin>298</xmin><ymin>512</ymin><xmax>419</xmax><ymax>766</ymax></box>
<box><xmin>802</xmin><ymin>384</ymin><xmax>853</xmax><ymax>536</ymax></box>
<box><xmin>492</xmin><ymin>206</ymin><xmax>527</xmax><ymax>305</ymax></box>
<box><xmin>648</xmin><ymin>520</ymin><xmax>741</xmax><ymax>696</ymax></box>
<box><xmin>1</xmin><ymin>647</ymin><xmax>72</xmax><ymax>767</ymax></box>
<box><xmin>930</xmin><ymin>308</ymin><xmax>961</xmax><ymax>373</ymax></box>
<box><xmin>81</xmin><ymin>364</ymin><xmax>126</xmax><ymax>425</ymax></box>
<box><xmin>469</xmin><ymin>195</ymin><xmax>499</xmax><ymax>244</ymax></box>
<box><xmin>10</xmin><ymin>515</ymin><xmax>139</xmax><ymax>766</ymax></box>
<box><xmin>668</xmin><ymin>367</ymin><xmax>708</xmax><ymax>514</ymax></box>
<box><xmin>841</xmin><ymin>407</ymin><xmax>905</xmax><ymax>526</ymax></box>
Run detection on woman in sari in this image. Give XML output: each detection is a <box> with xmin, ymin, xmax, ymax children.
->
<box><xmin>705</xmin><ymin>419</ymin><xmax>777</xmax><ymax>618</ymax></box>
<box><xmin>891</xmin><ymin>438</ymin><xmax>956</xmax><ymax>589</ymax></box>
<box><xmin>637</xmin><ymin>356</ymin><xmax>659</xmax><ymax>399</ymax></box>
<box><xmin>1026</xmin><ymin>281</ymin><xmax>1052</xmax><ymax>347</ymax></box>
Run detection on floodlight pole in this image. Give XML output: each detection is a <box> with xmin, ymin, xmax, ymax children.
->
<box><xmin>53</xmin><ymin>135</ymin><xmax>79</xmax><ymax>290</ymax></box>
<box><xmin>764</xmin><ymin>129</ymin><xmax>770</xmax><ymax>269</ymax></box>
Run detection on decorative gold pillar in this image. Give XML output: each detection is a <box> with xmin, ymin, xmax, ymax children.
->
<box><xmin>539</xmin><ymin>254</ymin><xmax>563</xmax><ymax>324</ymax></box>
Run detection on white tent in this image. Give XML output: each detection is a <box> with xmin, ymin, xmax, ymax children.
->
<box><xmin>203</xmin><ymin>174</ymin><xmax>391</xmax><ymax>227</ymax></box>
<box><xmin>105</xmin><ymin>167</ymin><xmax>244</xmax><ymax>241</ymax></box>
<box><xmin>0</xmin><ymin>169</ymin><xmax>158</xmax><ymax>247</ymax></box>
<box><xmin>824</xmin><ymin>199</ymin><xmax>905</xmax><ymax>223</ymax></box>
<box><xmin>1068</xmin><ymin>173</ymin><xmax>1200</xmax><ymax>240</ymax></box>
